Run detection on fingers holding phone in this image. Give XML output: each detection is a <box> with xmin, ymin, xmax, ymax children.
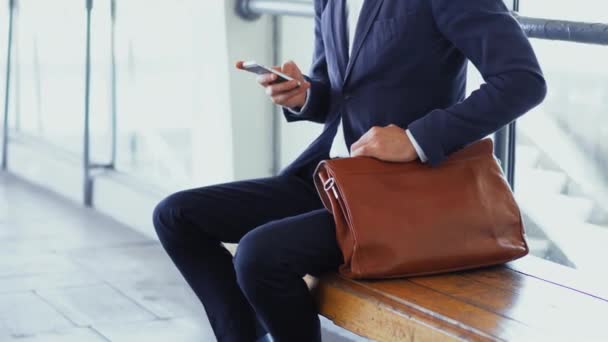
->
<box><xmin>267</xmin><ymin>80</ymin><xmax>309</xmax><ymax>107</ymax></box>
<box><xmin>256</xmin><ymin>72</ymin><xmax>279</xmax><ymax>87</ymax></box>
<box><xmin>267</xmin><ymin>61</ymin><xmax>311</xmax><ymax>108</ymax></box>
<box><xmin>237</xmin><ymin>60</ymin><xmax>310</xmax><ymax>108</ymax></box>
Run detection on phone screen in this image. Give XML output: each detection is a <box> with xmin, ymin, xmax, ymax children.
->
<box><xmin>242</xmin><ymin>62</ymin><xmax>293</xmax><ymax>84</ymax></box>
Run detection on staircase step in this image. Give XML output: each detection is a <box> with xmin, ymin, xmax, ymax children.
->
<box><xmin>527</xmin><ymin>237</ymin><xmax>550</xmax><ymax>257</ymax></box>
<box><xmin>553</xmin><ymin>195</ymin><xmax>595</xmax><ymax>222</ymax></box>
<box><xmin>518</xmin><ymin>196</ymin><xmax>608</xmax><ymax>271</ymax></box>
<box><xmin>517</xmin><ymin>192</ymin><xmax>594</xmax><ymax>222</ymax></box>
<box><xmin>518</xmin><ymin>112</ymin><xmax>608</xmax><ymax>224</ymax></box>
<box><xmin>515</xmin><ymin>169</ymin><xmax>567</xmax><ymax>195</ymax></box>
<box><xmin>546</xmin><ymin>221</ymin><xmax>608</xmax><ymax>272</ymax></box>
<box><xmin>516</xmin><ymin>145</ymin><xmax>541</xmax><ymax>168</ymax></box>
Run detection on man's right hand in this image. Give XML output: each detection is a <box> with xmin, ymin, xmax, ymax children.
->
<box><xmin>236</xmin><ymin>60</ymin><xmax>311</xmax><ymax>109</ymax></box>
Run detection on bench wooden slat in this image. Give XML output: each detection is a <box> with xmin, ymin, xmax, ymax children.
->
<box><xmin>313</xmin><ymin>278</ymin><xmax>472</xmax><ymax>341</ymax></box>
<box><xmin>310</xmin><ymin>257</ymin><xmax>608</xmax><ymax>342</ymax></box>
<box><xmin>411</xmin><ymin>271</ymin><xmax>606</xmax><ymax>339</ymax></box>
<box><xmin>361</xmin><ymin>275</ymin><xmax>542</xmax><ymax>341</ymax></box>
<box><xmin>461</xmin><ymin>267</ymin><xmax>608</xmax><ymax>321</ymax></box>
<box><xmin>506</xmin><ymin>256</ymin><xmax>608</xmax><ymax>300</ymax></box>
<box><xmin>310</xmin><ymin>276</ymin><xmax>474</xmax><ymax>341</ymax></box>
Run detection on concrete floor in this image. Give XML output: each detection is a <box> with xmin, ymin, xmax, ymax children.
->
<box><xmin>0</xmin><ymin>173</ymin><xmax>363</xmax><ymax>342</ymax></box>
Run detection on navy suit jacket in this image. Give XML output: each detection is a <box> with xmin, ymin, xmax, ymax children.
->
<box><xmin>281</xmin><ymin>0</ymin><xmax>547</xmax><ymax>178</ymax></box>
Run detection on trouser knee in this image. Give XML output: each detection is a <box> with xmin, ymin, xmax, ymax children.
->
<box><xmin>153</xmin><ymin>191</ymin><xmax>198</xmax><ymax>244</ymax></box>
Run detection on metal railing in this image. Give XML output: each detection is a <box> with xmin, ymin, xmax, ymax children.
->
<box><xmin>517</xmin><ymin>14</ymin><xmax>608</xmax><ymax>45</ymax></box>
<box><xmin>2</xmin><ymin>0</ymin><xmax>15</xmax><ymax>170</ymax></box>
<box><xmin>2</xmin><ymin>0</ymin><xmax>118</xmax><ymax>206</ymax></box>
<box><xmin>237</xmin><ymin>0</ymin><xmax>314</xmax><ymax>19</ymax></box>
<box><xmin>237</xmin><ymin>0</ymin><xmax>608</xmax><ymax>45</ymax></box>
<box><xmin>236</xmin><ymin>0</ymin><xmax>608</xmax><ymax>188</ymax></box>
<box><xmin>83</xmin><ymin>0</ymin><xmax>116</xmax><ymax>206</ymax></box>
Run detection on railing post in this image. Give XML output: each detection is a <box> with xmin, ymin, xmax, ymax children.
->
<box><xmin>236</xmin><ymin>0</ymin><xmax>261</xmax><ymax>21</ymax></box>
<box><xmin>506</xmin><ymin>0</ymin><xmax>521</xmax><ymax>190</ymax></box>
<box><xmin>2</xmin><ymin>0</ymin><xmax>15</xmax><ymax>171</ymax></box>
<box><xmin>84</xmin><ymin>0</ymin><xmax>93</xmax><ymax>206</ymax></box>
<box><xmin>494</xmin><ymin>127</ymin><xmax>509</xmax><ymax>173</ymax></box>
<box><xmin>110</xmin><ymin>0</ymin><xmax>117</xmax><ymax>168</ymax></box>
<box><xmin>506</xmin><ymin>122</ymin><xmax>516</xmax><ymax>189</ymax></box>
<box><xmin>494</xmin><ymin>0</ymin><xmax>521</xmax><ymax>190</ymax></box>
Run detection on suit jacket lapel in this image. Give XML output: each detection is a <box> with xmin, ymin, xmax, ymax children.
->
<box><xmin>331</xmin><ymin>0</ymin><xmax>349</xmax><ymax>81</ymax></box>
<box><xmin>343</xmin><ymin>0</ymin><xmax>385</xmax><ymax>85</ymax></box>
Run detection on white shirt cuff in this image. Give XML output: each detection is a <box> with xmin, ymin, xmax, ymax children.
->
<box><xmin>406</xmin><ymin>129</ymin><xmax>428</xmax><ymax>163</ymax></box>
<box><xmin>286</xmin><ymin>89</ymin><xmax>311</xmax><ymax>115</ymax></box>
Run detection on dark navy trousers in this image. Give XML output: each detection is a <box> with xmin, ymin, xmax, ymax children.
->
<box><xmin>152</xmin><ymin>175</ymin><xmax>343</xmax><ymax>342</ymax></box>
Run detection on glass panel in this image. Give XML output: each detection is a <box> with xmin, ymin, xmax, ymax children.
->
<box><xmin>113</xmin><ymin>0</ymin><xmax>196</xmax><ymax>189</ymax></box>
<box><xmin>515</xmin><ymin>38</ymin><xmax>608</xmax><ymax>273</ymax></box>
<box><xmin>89</xmin><ymin>0</ymin><xmax>114</xmax><ymax>163</ymax></box>
<box><xmin>0</xmin><ymin>2</ymin><xmax>7</xmax><ymax>145</ymax></box>
<box><xmin>12</xmin><ymin>0</ymin><xmax>85</xmax><ymax>155</ymax></box>
<box><xmin>278</xmin><ymin>16</ymin><xmax>322</xmax><ymax>170</ymax></box>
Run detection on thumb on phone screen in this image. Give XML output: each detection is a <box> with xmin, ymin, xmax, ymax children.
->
<box><xmin>281</xmin><ymin>60</ymin><xmax>304</xmax><ymax>81</ymax></box>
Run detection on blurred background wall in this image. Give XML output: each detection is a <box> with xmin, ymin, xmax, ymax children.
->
<box><xmin>1</xmin><ymin>0</ymin><xmax>608</xmax><ymax>272</ymax></box>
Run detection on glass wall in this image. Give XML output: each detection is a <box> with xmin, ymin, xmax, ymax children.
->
<box><xmin>514</xmin><ymin>1</ymin><xmax>608</xmax><ymax>272</ymax></box>
<box><xmin>12</xmin><ymin>0</ymin><xmax>86</xmax><ymax>155</ymax></box>
<box><xmin>278</xmin><ymin>16</ymin><xmax>322</xmax><ymax>169</ymax></box>
<box><xmin>6</xmin><ymin>0</ymin><xmax>199</xmax><ymax>190</ymax></box>
<box><xmin>113</xmin><ymin>0</ymin><xmax>197</xmax><ymax>189</ymax></box>
<box><xmin>0</xmin><ymin>1</ymin><xmax>7</xmax><ymax>155</ymax></box>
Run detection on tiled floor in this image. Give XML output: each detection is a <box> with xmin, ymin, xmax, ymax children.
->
<box><xmin>0</xmin><ymin>174</ymin><xmax>214</xmax><ymax>341</ymax></box>
<box><xmin>0</xmin><ymin>174</ymin><xmax>364</xmax><ymax>342</ymax></box>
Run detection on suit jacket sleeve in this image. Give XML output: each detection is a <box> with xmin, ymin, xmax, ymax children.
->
<box><xmin>282</xmin><ymin>0</ymin><xmax>331</xmax><ymax>124</ymax></box>
<box><xmin>407</xmin><ymin>0</ymin><xmax>547</xmax><ymax>166</ymax></box>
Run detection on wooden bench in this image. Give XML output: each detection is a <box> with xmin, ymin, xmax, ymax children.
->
<box><xmin>308</xmin><ymin>256</ymin><xmax>608</xmax><ymax>341</ymax></box>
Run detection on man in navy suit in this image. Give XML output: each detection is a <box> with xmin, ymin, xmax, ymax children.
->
<box><xmin>153</xmin><ymin>1</ymin><xmax>546</xmax><ymax>341</ymax></box>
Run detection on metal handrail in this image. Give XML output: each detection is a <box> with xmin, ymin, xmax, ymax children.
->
<box><xmin>517</xmin><ymin>14</ymin><xmax>608</xmax><ymax>45</ymax></box>
<box><xmin>237</xmin><ymin>0</ymin><xmax>314</xmax><ymax>19</ymax></box>
<box><xmin>237</xmin><ymin>0</ymin><xmax>608</xmax><ymax>45</ymax></box>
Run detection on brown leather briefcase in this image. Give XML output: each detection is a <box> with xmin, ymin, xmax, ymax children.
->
<box><xmin>313</xmin><ymin>138</ymin><xmax>529</xmax><ymax>279</ymax></box>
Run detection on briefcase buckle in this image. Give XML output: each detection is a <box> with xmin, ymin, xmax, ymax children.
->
<box><xmin>323</xmin><ymin>177</ymin><xmax>339</xmax><ymax>199</ymax></box>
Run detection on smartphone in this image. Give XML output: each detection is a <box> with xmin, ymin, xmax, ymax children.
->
<box><xmin>241</xmin><ymin>61</ymin><xmax>299</xmax><ymax>85</ymax></box>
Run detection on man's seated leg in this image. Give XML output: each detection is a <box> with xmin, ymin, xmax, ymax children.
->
<box><xmin>234</xmin><ymin>208</ymin><xmax>343</xmax><ymax>342</ymax></box>
<box><xmin>152</xmin><ymin>175</ymin><xmax>323</xmax><ymax>342</ymax></box>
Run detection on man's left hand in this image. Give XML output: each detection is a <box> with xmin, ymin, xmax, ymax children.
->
<box><xmin>351</xmin><ymin>124</ymin><xmax>418</xmax><ymax>162</ymax></box>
